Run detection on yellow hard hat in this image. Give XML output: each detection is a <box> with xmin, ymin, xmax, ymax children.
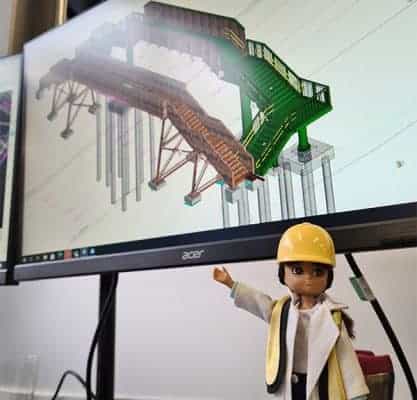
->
<box><xmin>277</xmin><ymin>222</ymin><xmax>336</xmax><ymax>267</ymax></box>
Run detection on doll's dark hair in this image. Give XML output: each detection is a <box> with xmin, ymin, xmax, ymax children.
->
<box><xmin>278</xmin><ymin>262</ymin><xmax>355</xmax><ymax>338</ymax></box>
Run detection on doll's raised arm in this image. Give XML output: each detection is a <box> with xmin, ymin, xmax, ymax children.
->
<box><xmin>213</xmin><ymin>266</ymin><xmax>235</xmax><ymax>288</ymax></box>
<box><xmin>213</xmin><ymin>267</ymin><xmax>274</xmax><ymax>323</ymax></box>
<box><xmin>231</xmin><ymin>282</ymin><xmax>275</xmax><ymax>323</ymax></box>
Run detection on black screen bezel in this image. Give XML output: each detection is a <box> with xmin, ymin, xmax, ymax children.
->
<box><xmin>0</xmin><ymin>54</ymin><xmax>24</xmax><ymax>285</ymax></box>
<box><xmin>13</xmin><ymin>201</ymin><xmax>417</xmax><ymax>281</ymax></box>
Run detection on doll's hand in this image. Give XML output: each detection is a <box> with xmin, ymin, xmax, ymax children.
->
<box><xmin>213</xmin><ymin>266</ymin><xmax>235</xmax><ymax>289</ymax></box>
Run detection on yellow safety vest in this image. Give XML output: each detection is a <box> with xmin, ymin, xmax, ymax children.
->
<box><xmin>265</xmin><ymin>296</ymin><xmax>347</xmax><ymax>399</ymax></box>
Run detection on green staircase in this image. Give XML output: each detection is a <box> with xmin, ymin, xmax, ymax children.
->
<box><xmin>238</xmin><ymin>40</ymin><xmax>332</xmax><ymax>175</ymax></box>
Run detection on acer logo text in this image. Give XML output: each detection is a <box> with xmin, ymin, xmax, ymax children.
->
<box><xmin>182</xmin><ymin>250</ymin><xmax>205</xmax><ymax>260</ymax></box>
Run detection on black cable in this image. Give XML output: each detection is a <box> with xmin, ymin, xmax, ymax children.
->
<box><xmin>51</xmin><ymin>370</ymin><xmax>96</xmax><ymax>400</ymax></box>
<box><xmin>67</xmin><ymin>0</ymin><xmax>106</xmax><ymax>16</ymax></box>
<box><xmin>86</xmin><ymin>273</ymin><xmax>119</xmax><ymax>400</ymax></box>
<box><xmin>345</xmin><ymin>253</ymin><xmax>417</xmax><ymax>400</ymax></box>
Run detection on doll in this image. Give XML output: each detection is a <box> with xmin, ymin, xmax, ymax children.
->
<box><xmin>213</xmin><ymin>222</ymin><xmax>369</xmax><ymax>400</ymax></box>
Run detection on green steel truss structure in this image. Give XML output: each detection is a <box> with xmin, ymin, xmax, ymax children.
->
<box><xmin>142</xmin><ymin>1</ymin><xmax>333</xmax><ymax>176</ymax></box>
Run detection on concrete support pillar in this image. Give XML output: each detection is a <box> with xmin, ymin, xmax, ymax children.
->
<box><xmin>134</xmin><ymin>110</ymin><xmax>144</xmax><ymax>201</ymax></box>
<box><xmin>126</xmin><ymin>44</ymin><xmax>145</xmax><ymax>203</ymax></box>
<box><xmin>280</xmin><ymin>138</ymin><xmax>336</xmax><ymax>218</ymax></box>
<box><xmin>239</xmin><ymin>185</ymin><xmax>250</xmax><ymax>225</ymax></box>
<box><xmin>322</xmin><ymin>156</ymin><xmax>336</xmax><ymax>213</ymax></box>
<box><xmin>121</xmin><ymin>110</ymin><xmax>130</xmax><ymax>211</ymax></box>
<box><xmin>256</xmin><ymin>180</ymin><xmax>272</xmax><ymax>223</ymax></box>
<box><xmin>263</xmin><ymin>177</ymin><xmax>272</xmax><ymax>222</ymax></box>
<box><xmin>110</xmin><ymin>112</ymin><xmax>117</xmax><ymax>205</ymax></box>
<box><xmin>220</xmin><ymin>184</ymin><xmax>231</xmax><ymax>228</ymax></box>
<box><xmin>96</xmin><ymin>94</ymin><xmax>102</xmax><ymax>182</ymax></box>
<box><xmin>301</xmin><ymin>164</ymin><xmax>317</xmax><ymax>216</ymax></box>
<box><xmin>105</xmin><ymin>98</ymin><xmax>112</xmax><ymax>187</ymax></box>
<box><xmin>117</xmin><ymin>114</ymin><xmax>122</xmax><ymax>179</ymax></box>
<box><xmin>277</xmin><ymin>166</ymin><xmax>288</xmax><ymax>219</ymax></box>
<box><xmin>306</xmin><ymin>169</ymin><xmax>317</xmax><ymax>215</ymax></box>
<box><xmin>149</xmin><ymin>114</ymin><xmax>156</xmax><ymax>180</ymax></box>
<box><xmin>283</xmin><ymin>162</ymin><xmax>295</xmax><ymax>218</ymax></box>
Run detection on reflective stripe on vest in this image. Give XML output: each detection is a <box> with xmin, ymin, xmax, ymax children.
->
<box><xmin>328</xmin><ymin>310</ymin><xmax>347</xmax><ymax>399</ymax></box>
<box><xmin>265</xmin><ymin>295</ymin><xmax>291</xmax><ymax>393</ymax></box>
<box><xmin>265</xmin><ymin>297</ymin><xmax>347</xmax><ymax>399</ymax></box>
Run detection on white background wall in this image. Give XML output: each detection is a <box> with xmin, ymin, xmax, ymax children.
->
<box><xmin>0</xmin><ymin>0</ymin><xmax>12</xmax><ymax>56</ymax></box>
<box><xmin>0</xmin><ymin>249</ymin><xmax>416</xmax><ymax>400</ymax></box>
<box><xmin>0</xmin><ymin>1</ymin><xmax>416</xmax><ymax>400</ymax></box>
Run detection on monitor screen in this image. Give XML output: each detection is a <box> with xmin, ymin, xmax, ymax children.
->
<box><xmin>0</xmin><ymin>55</ymin><xmax>22</xmax><ymax>272</ymax></box>
<box><xmin>18</xmin><ymin>0</ymin><xmax>417</xmax><ymax>276</ymax></box>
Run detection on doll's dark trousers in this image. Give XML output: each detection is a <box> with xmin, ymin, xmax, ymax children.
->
<box><xmin>291</xmin><ymin>369</ymin><xmax>329</xmax><ymax>400</ymax></box>
<box><xmin>291</xmin><ymin>373</ymin><xmax>307</xmax><ymax>399</ymax></box>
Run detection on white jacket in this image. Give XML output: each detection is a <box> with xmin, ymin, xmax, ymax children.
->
<box><xmin>231</xmin><ymin>282</ymin><xmax>369</xmax><ymax>400</ymax></box>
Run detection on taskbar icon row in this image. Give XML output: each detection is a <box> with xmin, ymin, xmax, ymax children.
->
<box><xmin>20</xmin><ymin>247</ymin><xmax>97</xmax><ymax>264</ymax></box>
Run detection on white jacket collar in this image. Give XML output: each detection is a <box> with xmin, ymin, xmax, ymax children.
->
<box><xmin>322</xmin><ymin>293</ymin><xmax>349</xmax><ymax>311</ymax></box>
<box><xmin>288</xmin><ymin>290</ymin><xmax>348</xmax><ymax>311</ymax></box>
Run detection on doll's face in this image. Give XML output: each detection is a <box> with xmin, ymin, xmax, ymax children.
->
<box><xmin>284</xmin><ymin>262</ymin><xmax>329</xmax><ymax>297</ymax></box>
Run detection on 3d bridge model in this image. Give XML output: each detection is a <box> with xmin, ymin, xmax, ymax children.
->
<box><xmin>0</xmin><ymin>91</ymin><xmax>11</xmax><ymax>226</ymax></box>
<box><xmin>0</xmin><ymin>92</ymin><xmax>11</xmax><ymax>147</ymax></box>
<box><xmin>36</xmin><ymin>1</ymin><xmax>336</xmax><ymax>222</ymax></box>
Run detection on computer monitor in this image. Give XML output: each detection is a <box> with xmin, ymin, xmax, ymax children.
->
<box><xmin>0</xmin><ymin>55</ymin><xmax>22</xmax><ymax>284</ymax></box>
<box><xmin>15</xmin><ymin>0</ymin><xmax>417</xmax><ymax>280</ymax></box>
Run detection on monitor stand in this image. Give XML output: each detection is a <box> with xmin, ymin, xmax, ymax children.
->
<box><xmin>97</xmin><ymin>273</ymin><xmax>117</xmax><ymax>400</ymax></box>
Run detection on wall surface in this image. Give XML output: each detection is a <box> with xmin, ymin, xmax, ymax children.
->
<box><xmin>0</xmin><ymin>0</ymin><xmax>13</xmax><ymax>56</ymax></box>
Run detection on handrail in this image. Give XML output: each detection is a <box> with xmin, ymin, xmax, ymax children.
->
<box><xmin>247</xmin><ymin>39</ymin><xmax>302</xmax><ymax>92</ymax></box>
<box><xmin>242</xmin><ymin>85</ymin><xmax>329</xmax><ymax>151</ymax></box>
<box><xmin>255</xmin><ymin>89</ymin><xmax>329</xmax><ymax>167</ymax></box>
<box><xmin>241</xmin><ymin>104</ymin><xmax>274</xmax><ymax>147</ymax></box>
<box><xmin>223</xmin><ymin>28</ymin><xmax>246</xmax><ymax>51</ymax></box>
<box><xmin>255</xmin><ymin>114</ymin><xmax>293</xmax><ymax>169</ymax></box>
<box><xmin>300</xmin><ymin>80</ymin><xmax>330</xmax><ymax>104</ymax></box>
<box><xmin>246</xmin><ymin>39</ymin><xmax>331</xmax><ymax>106</ymax></box>
<box><xmin>172</xmin><ymin>103</ymin><xmax>251</xmax><ymax>183</ymax></box>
